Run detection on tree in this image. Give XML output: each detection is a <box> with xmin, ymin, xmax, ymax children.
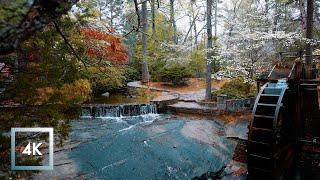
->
<box><xmin>205</xmin><ymin>0</ymin><xmax>213</xmax><ymax>101</ymax></box>
<box><xmin>212</xmin><ymin>0</ymin><xmax>219</xmax><ymax>72</ymax></box>
<box><xmin>141</xmin><ymin>0</ymin><xmax>150</xmax><ymax>83</ymax></box>
<box><xmin>151</xmin><ymin>0</ymin><xmax>157</xmax><ymax>39</ymax></box>
<box><xmin>220</xmin><ymin>0</ymin><xmax>305</xmax><ymax>78</ymax></box>
<box><xmin>0</xmin><ymin>0</ymin><xmax>79</xmax><ymax>55</ymax></box>
<box><xmin>0</xmin><ymin>17</ymin><xmax>92</xmax><ymax>174</ymax></box>
<box><xmin>80</xmin><ymin>27</ymin><xmax>128</xmax><ymax>64</ymax></box>
<box><xmin>79</xmin><ymin>27</ymin><xmax>129</xmax><ymax>93</ymax></box>
<box><xmin>191</xmin><ymin>0</ymin><xmax>199</xmax><ymax>47</ymax></box>
<box><xmin>305</xmin><ymin>0</ymin><xmax>314</xmax><ymax>78</ymax></box>
<box><xmin>169</xmin><ymin>0</ymin><xmax>178</xmax><ymax>44</ymax></box>
<box><xmin>182</xmin><ymin>0</ymin><xmax>200</xmax><ymax>48</ymax></box>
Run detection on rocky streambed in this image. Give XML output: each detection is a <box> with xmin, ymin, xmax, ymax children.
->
<box><xmin>35</xmin><ymin>114</ymin><xmax>248</xmax><ymax>179</ymax></box>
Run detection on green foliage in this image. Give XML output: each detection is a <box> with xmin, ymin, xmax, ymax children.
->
<box><xmin>133</xmin><ymin>13</ymin><xmax>174</xmax><ymax>62</ymax></box>
<box><xmin>213</xmin><ymin>77</ymin><xmax>256</xmax><ymax>99</ymax></box>
<box><xmin>124</xmin><ymin>65</ymin><xmax>141</xmax><ymax>82</ymax></box>
<box><xmin>85</xmin><ymin>66</ymin><xmax>125</xmax><ymax>94</ymax></box>
<box><xmin>0</xmin><ymin>15</ymin><xmax>95</xmax><ymax>176</ymax></box>
<box><xmin>131</xmin><ymin>13</ymin><xmax>208</xmax><ymax>83</ymax></box>
<box><xmin>188</xmin><ymin>48</ymin><xmax>206</xmax><ymax>77</ymax></box>
<box><xmin>0</xmin><ymin>17</ymin><xmax>88</xmax><ymax>138</ymax></box>
<box><xmin>132</xmin><ymin>13</ymin><xmax>176</xmax><ymax>73</ymax></box>
<box><xmin>158</xmin><ymin>63</ymin><xmax>192</xmax><ymax>86</ymax></box>
<box><xmin>0</xmin><ymin>0</ymin><xmax>30</xmax><ymax>29</ymax></box>
<box><xmin>149</xmin><ymin>59</ymin><xmax>167</xmax><ymax>81</ymax></box>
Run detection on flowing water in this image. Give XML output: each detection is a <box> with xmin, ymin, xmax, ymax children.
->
<box><xmin>81</xmin><ymin>103</ymin><xmax>157</xmax><ymax>118</ymax></box>
<box><xmin>36</xmin><ymin>103</ymin><xmax>247</xmax><ymax>179</ymax></box>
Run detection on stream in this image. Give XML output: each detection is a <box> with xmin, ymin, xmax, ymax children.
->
<box><xmin>35</xmin><ymin>104</ymin><xmax>248</xmax><ymax>179</ymax></box>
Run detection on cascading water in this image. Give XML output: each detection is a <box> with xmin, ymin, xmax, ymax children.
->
<box><xmin>81</xmin><ymin>103</ymin><xmax>157</xmax><ymax>118</ymax></box>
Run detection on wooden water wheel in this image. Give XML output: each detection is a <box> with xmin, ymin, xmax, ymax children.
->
<box><xmin>247</xmin><ymin>80</ymin><xmax>297</xmax><ymax>179</ymax></box>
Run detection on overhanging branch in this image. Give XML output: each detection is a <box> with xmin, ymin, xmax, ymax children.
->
<box><xmin>0</xmin><ymin>0</ymin><xmax>79</xmax><ymax>56</ymax></box>
<box><xmin>53</xmin><ymin>21</ymin><xmax>88</xmax><ymax>69</ymax></box>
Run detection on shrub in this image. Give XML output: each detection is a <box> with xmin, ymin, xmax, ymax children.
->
<box><xmin>86</xmin><ymin>67</ymin><xmax>125</xmax><ymax>94</ymax></box>
<box><xmin>149</xmin><ymin>59</ymin><xmax>167</xmax><ymax>81</ymax></box>
<box><xmin>57</xmin><ymin>79</ymin><xmax>91</xmax><ymax>104</ymax></box>
<box><xmin>158</xmin><ymin>63</ymin><xmax>192</xmax><ymax>86</ymax></box>
<box><xmin>212</xmin><ymin>77</ymin><xmax>256</xmax><ymax>99</ymax></box>
<box><xmin>124</xmin><ymin>66</ymin><xmax>141</xmax><ymax>83</ymax></box>
<box><xmin>188</xmin><ymin>49</ymin><xmax>206</xmax><ymax>77</ymax></box>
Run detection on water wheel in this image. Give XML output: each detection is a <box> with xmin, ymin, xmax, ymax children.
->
<box><xmin>247</xmin><ymin>80</ymin><xmax>296</xmax><ymax>179</ymax></box>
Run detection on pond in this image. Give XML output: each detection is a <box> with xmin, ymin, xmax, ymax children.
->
<box><xmin>36</xmin><ymin>111</ymin><xmax>248</xmax><ymax>179</ymax></box>
<box><xmin>88</xmin><ymin>90</ymin><xmax>156</xmax><ymax>105</ymax></box>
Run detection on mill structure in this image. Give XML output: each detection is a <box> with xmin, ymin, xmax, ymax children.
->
<box><xmin>247</xmin><ymin>52</ymin><xmax>320</xmax><ymax>179</ymax></box>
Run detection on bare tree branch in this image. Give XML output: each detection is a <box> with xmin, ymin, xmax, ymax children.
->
<box><xmin>134</xmin><ymin>0</ymin><xmax>141</xmax><ymax>31</ymax></box>
<box><xmin>183</xmin><ymin>12</ymin><xmax>200</xmax><ymax>44</ymax></box>
<box><xmin>53</xmin><ymin>21</ymin><xmax>88</xmax><ymax>70</ymax></box>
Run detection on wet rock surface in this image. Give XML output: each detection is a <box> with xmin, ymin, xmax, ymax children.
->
<box><xmin>35</xmin><ymin>115</ymin><xmax>249</xmax><ymax>179</ymax></box>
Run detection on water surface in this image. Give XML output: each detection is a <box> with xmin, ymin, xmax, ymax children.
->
<box><xmin>66</xmin><ymin>114</ymin><xmax>238</xmax><ymax>179</ymax></box>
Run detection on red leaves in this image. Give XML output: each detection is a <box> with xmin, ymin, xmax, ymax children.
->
<box><xmin>80</xmin><ymin>28</ymin><xmax>128</xmax><ymax>64</ymax></box>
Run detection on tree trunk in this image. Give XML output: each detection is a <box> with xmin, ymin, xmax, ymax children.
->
<box><xmin>183</xmin><ymin>13</ymin><xmax>198</xmax><ymax>44</ymax></box>
<box><xmin>299</xmin><ymin>0</ymin><xmax>307</xmax><ymax>30</ymax></box>
<box><xmin>205</xmin><ymin>0</ymin><xmax>213</xmax><ymax>101</ymax></box>
<box><xmin>212</xmin><ymin>0</ymin><xmax>218</xmax><ymax>72</ymax></box>
<box><xmin>214</xmin><ymin>0</ymin><xmax>218</xmax><ymax>37</ymax></box>
<box><xmin>141</xmin><ymin>1</ymin><xmax>150</xmax><ymax>83</ymax></box>
<box><xmin>191</xmin><ymin>1</ymin><xmax>198</xmax><ymax>49</ymax></box>
<box><xmin>193</xmin><ymin>24</ymin><xmax>198</xmax><ymax>48</ymax></box>
<box><xmin>305</xmin><ymin>0</ymin><xmax>314</xmax><ymax>79</ymax></box>
<box><xmin>273</xmin><ymin>1</ymin><xmax>278</xmax><ymax>32</ymax></box>
<box><xmin>151</xmin><ymin>0</ymin><xmax>156</xmax><ymax>39</ymax></box>
<box><xmin>170</xmin><ymin>0</ymin><xmax>178</xmax><ymax>44</ymax></box>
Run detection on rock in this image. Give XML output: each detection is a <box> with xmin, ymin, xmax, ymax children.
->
<box><xmin>101</xmin><ymin>92</ymin><xmax>110</xmax><ymax>97</ymax></box>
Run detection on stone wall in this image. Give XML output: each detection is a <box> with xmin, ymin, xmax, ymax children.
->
<box><xmin>217</xmin><ymin>95</ymin><xmax>255</xmax><ymax>112</ymax></box>
<box><xmin>151</xmin><ymin>94</ymin><xmax>179</xmax><ymax>113</ymax></box>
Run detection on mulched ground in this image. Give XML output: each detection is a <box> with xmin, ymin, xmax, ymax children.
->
<box><xmin>232</xmin><ymin>139</ymin><xmax>247</xmax><ymax>163</ymax></box>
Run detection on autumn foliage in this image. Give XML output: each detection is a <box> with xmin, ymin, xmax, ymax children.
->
<box><xmin>36</xmin><ymin>79</ymin><xmax>91</xmax><ymax>104</ymax></box>
<box><xmin>80</xmin><ymin>28</ymin><xmax>128</xmax><ymax>64</ymax></box>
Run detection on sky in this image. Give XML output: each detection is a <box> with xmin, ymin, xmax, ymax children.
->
<box><xmin>171</xmin><ymin>0</ymin><xmax>229</xmax><ymax>36</ymax></box>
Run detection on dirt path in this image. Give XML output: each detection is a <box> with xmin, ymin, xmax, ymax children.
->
<box><xmin>128</xmin><ymin>78</ymin><xmax>228</xmax><ymax>102</ymax></box>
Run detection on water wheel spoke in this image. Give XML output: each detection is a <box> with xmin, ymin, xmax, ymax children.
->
<box><xmin>248</xmin><ymin>81</ymin><xmax>294</xmax><ymax>179</ymax></box>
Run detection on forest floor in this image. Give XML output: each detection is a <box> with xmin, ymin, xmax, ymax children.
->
<box><xmin>128</xmin><ymin>78</ymin><xmax>252</xmax><ymax>123</ymax></box>
<box><xmin>128</xmin><ymin>78</ymin><xmax>228</xmax><ymax>102</ymax></box>
<box><xmin>147</xmin><ymin>78</ymin><xmax>227</xmax><ymax>93</ymax></box>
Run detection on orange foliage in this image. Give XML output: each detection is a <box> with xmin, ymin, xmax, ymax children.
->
<box><xmin>35</xmin><ymin>79</ymin><xmax>91</xmax><ymax>105</ymax></box>
<box><xmin>58</xmin><ymin>79</ymin><xmax>91</xmax><ymax>103</ymax></box>
<box><xmin>80</xmin><ymin>28</ymin><xmax>128</xmax><ymax>64</ymax></box>
<box><xmin>36</xmin><ymin>87</ymin><xmax>55</xmax><ymax>103</ymax></box>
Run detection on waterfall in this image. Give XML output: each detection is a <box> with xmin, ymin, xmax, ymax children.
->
<box><xmin>81</xmin><ymin>103</ymin><xmax>157</xmax><ymax>118</ymax></box>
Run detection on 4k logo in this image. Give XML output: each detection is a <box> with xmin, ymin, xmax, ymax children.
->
<box><xmin>11</xmin><ymin>128</ymin><xmax>54</xmax><ymax>170</ymax></box>
<box><xmin>22</xmin><ymin>142</ymin><xmax>43</xmax><ymax>156</ymax></box>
